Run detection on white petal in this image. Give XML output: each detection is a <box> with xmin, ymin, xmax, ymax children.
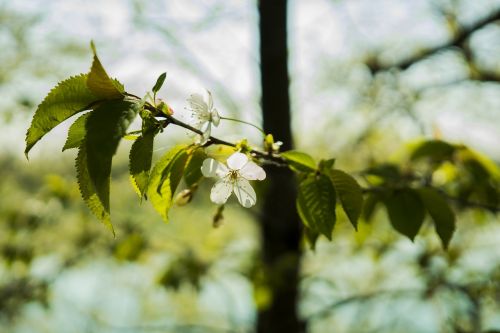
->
<box><xmin>187</xmin><ymin>94</ymin><xmax>209</xmax><ymax>115</ymax></box>
<box><xmin>201</xmin><ymin>158</ymin><xmax>228</xmax><ymax>178</ymax></box>
<box><xmin>227</xmin><ymin>152</ymin><xmax>248</xmax><ymax>170</ymax></box>
<box><xmin>211</xmin><ymin>108</ymin><xmax>220</xmax><ymax>126</ymax></box>
<box><xmin>200</xmin><ymin>122</ymin><xmax>211</xmax><ymax>144</ymax></box>
<box><xmin>210</xmin><ymin>178</ymin><xmax>233</xmax><ymax>205</ymax></box>
<box><xmin>233</xmin><ymin>178</ymin><xmax>257</xmax><ymax>208</ymax></box>
<box><xmin>240</xmin><ymin>161</ymin><xmax>266</xmax><ymax>180</ymax></box>
<box><xmin>206</xmin><ymin>90</ymin><xmax>214</xmax><ymax>110</ymax></box>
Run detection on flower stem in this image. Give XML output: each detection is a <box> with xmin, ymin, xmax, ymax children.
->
<box><xmin>220</xmin><ymin>117</ymin><xmax>266</xmax><ymax>136</ymax></box>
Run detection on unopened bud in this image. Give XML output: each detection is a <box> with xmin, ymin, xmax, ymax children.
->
<box><xmin>175</xmin><ymin>189</ymin><xmax>193</xmax><ymax>206</ymax></box>
<box><xmin>212</xmin><ymin>205</ymin><xmax>225</xmax><ymax>228</ymax></box>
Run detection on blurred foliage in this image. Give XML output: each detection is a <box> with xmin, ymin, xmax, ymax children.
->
<box><xmin>1</xmin><ymin>0</ymin><xmax>500</xmax><ymax>332</ymax></box>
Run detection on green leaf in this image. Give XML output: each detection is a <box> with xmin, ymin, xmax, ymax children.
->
<box><xmin>364</xmin><ymin>164</ymin><xmax>401</xmax><ymax>182</ymax></box>
<box><xmin>281</xmin><ymin>150</ymin><xmax>317</xmax><ymax>172</ymax></box>
<box><xmin>85</xmin><ymin>99</ymin><xmax>141</xmax><ymax>209</ymax></box>
<box><xmin>297</xmin><ymin>174</ymin><xmax>337</xmax><ymax>240</ymax></box>
<box><xmin>25</xmin><ymin>74</ymin><xmax>98</xmax><ymax>157</ymax></box>
<box><xmin>76</xmin><ymin>144</ymin><xmax>114</xmax><ymax>234</ymax></box>
<box><xmin>152</xmin><ymin>72</ymin><xmax>167</xmax><ymax>94</ymax></box>
<box><xmin>384</xmin><ymin>188</ymin><xmax>425</xmax><ymax>241</ymax></box>
<box><xmin>184</xmin><ymin>148</ymin><xmax>207</xmax><ymax>187</ymax></box>
<box><xmin>328</xmin><ymin>169</ymin><xmax>363</xmax><ymax>230</ymax></box>
<box><xmin>129</xmin><ymin>132</ymin><xmax>155</xmax><ymax>198</ymax></box>
<box><xmin>304</xmin><ymin>227</ymin><xmax>320</xmax><ymax>250</ymax></box>
<box><xmin>417</xmin><ymin>187</ymin><xmax>455</xmax><ymax>248</ymax></box>
<box><xmin>147</xmin><ymin>145</ymin><xmax>189</xmax><ymax>222</ymax></box>
<box><xmin>411</xmin><ymin>140</ymin><xmax>456</xmax><ymax>162</ymax></box>
<box><xmin>318</xmin><ymin>158</ymin><xmax>336</xmax><ymax>172</ymax></box>
<box><xmin>63</xmin><ymin>112</ymin><xmax>90</xmax><ymax>151</ymax></box>
<box><xmin>362</xmin><ymin>193</ymin><xmax>381</xmax><ymax>222</ymax></box>
<box><xmin>87</xmin><ymin>41</ymin><xmax>124</xmax><ymax>99</ymax></box>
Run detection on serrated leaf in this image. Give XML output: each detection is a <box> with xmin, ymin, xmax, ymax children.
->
<box><xmin>129</xmin><ymin>132</ymin><xmax>155</xmax><ymax>197</ymax></box>
<box><xmin>25</xmin><ymin>74</ymin><xmax>98</xmax><ymax>157</ymax></box>
<box><xmin>281</xmin><ymin>150</ymin><xmax>317</xmax><ymax>172</ymax></box>
<box><xmin>63</xmin><ymin>112</ymin><xmax>90</xmax><ymax>151</ymax></box>
<box><xmin>76</xmin><ymin>144</ymin><xmax>114</xmax><ymax>234</ymax></box>
<box><xmin>85</xmin><ymin>99</ymin><xmax>141</xmax><ymax>209</ymax></box>
<box><xmin>411</xmin><ymin>140</ymin><xmax>456</xmax><ymax>162</ymax></box>
<box><xmin>328</xmin><ymin>169</ymin><xmax>363</xmax><ymax>230</ymax></box>
<box><xmin>297</xmin><ymin>174</ymin><xmax>337</xmax><ymax>240</ymax></box>
<box><xmin>184</xmin><ymin>148</ymin><xmax>207</xmax><ymax>187</ymax></box>
<box><xmin>87</xmin><ymin>41</ymin><xmax>124</xmax><ymax>99</ymax></box>
<box><xmin>417</xmin><ymin>187</ymin><xmax>455</xmax><ymax>248</ymax></box>
<box><xmin>147</xmin><ymin>145</ymin><xmax>189</xmax><ymax>222</ymax></box>
<box><xmin>152</xmin><ymin>72</ymin><xmax>167</xmax><ymax>94</ymax></box>
<box><xmin>384</xmin><ymin>188</ymin><xmax>425</xmax><ymax>241</ymax></box>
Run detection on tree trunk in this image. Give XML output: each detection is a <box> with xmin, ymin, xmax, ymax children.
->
<box><xmin>257</xmin><ymin>1</ymin><xmax>304</xmax><ymax>332</ymax></box>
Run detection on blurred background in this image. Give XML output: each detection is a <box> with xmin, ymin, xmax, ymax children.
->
<box><xmin>1</xmin><ymin>0</ymin><xmax>500</xmax><ymax>332</ymax></box>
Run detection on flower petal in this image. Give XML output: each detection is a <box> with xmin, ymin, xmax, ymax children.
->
<box><xmin>227</xmin><ymin>152</ymin><xmax>248</xmax><ymax>170</ymax></box>
<box><xmin>201</xmin><ymin>158</ymin><xmax>228</xmax><ymax>178</ymax></box>
<box><xmin>206</xmin><ymin>90</ymin><xmax>214</xmax><ymax>110</ymax></box>
<box><xmin>240</xmin><ymin>161</ymin><xmax>266</xmax><ymax>180</ymax></box>
<box><xmin>233</xmin><ymin>178</ymin><xmax>257</xmax><ymax>208</ymax></box>
<box><xmin>210</xmin><ymin>178</ymin><xmax>233</xmax><ymax>205</ymax></box>
<box><xmin>211</xmin><ymin>108</ymin><xmax>220</xmax><ymax>126</ymax></box>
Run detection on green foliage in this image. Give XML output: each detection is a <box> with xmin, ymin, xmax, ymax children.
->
<box><xmin>87</xmin><ymin>41</ymin><xmax>124</xmax><ymax>99</ymax></box>
<box><xmin>281</xmin><ymin>150</ymin><xmax>317</xmax><ymax>172</ymax></box>
<box><xmin>76</xmin><ymin>145</ymin><xmax>113</xmax><ymax>233</ymax></box>
<box><xmin>417</xmin><ymin>187</ymin><xmax>455</xmax><ymax>248</ymax></box>
<box><xmin>183</xmin><ymin>148</ymin><xmax>207</xmax><ymax>187</ymax></box>
<box><xmin>25</xmin><ymin>74</ymin><xmax>97</xmax><ymax>157</ymax></box>
<box><xmin>63</xmin><ymin>112</ymin><xmax>90</xmax><ymax>151</ymax></box>
<box><xmin>363</xmin><ymin>192</ymin><xmax>381</xmax><ymax>222</ymax></box>
<box><xmin>147</xmin><ymin>145</ymin><xmax>189</xmax><ymax>223</ymax></box>
<box><xmin>328</xmin><ymin>169</ymin><xmax>363</xmax><ymax>230</ymax></box>
<box><xmin>152</xmin><ymin>72</ymin><xmax>167</xmax><ymax>94</ymax></box>
<box><xmin>85</xmin><ymin>99</ymin><xmax>141</xmax><ymax>210</ymax></box>
<box><xmin>129</xmin><ymin>132</ymin><xmax>155</xmax><ymax>198</ymax></box>
<box><xmin>297</xmin><ymin>174</ymin><xmax>337</xmax><ymax>239</ymax></box>
<box><xmin>411</xmin><ymin>139</ymin><xmax>456</xmax><ymax>162</ymax></box>
<box><xmin>384</xmin><ymin>188</ymin><xmax>425</xmax><ymax>241</ymax></box>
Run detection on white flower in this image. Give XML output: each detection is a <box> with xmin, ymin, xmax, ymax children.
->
<box><xmin>186</xmin><ymin>90</ymin><xmax>220</xmax><ymax>144</ymax></box>
<box><xmin>201</xmin><ymin>152</ymin><xmax>266</xmax><ymax>208</ymax></box>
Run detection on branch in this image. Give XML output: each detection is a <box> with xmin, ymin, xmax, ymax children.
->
<box><xmin>367</xmin><ymin>9</ymin><xmax>500</xmax><ymax>73</ymax></box>
<box><xmin>142</xmin><ymin>103</ymin><xmax>289</xmax><ymax>167</ymax></box>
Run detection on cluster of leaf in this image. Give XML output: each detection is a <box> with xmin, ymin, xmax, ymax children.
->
<box><xmin>280</xmin><ymin>151</ymin><xmax>363</xmax><ymax>247</ymax></box>
<box><xmin>24</xmin><ymin>43</ymin><xmax>188</xmax><ymax>234</ymax></box>
<box><xmin>361</xmin><ymin>140</ymin><xmax>500</xmax><ymax>248</ymax></box>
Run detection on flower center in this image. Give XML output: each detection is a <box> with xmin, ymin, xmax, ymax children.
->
<box><xmin>228</xmin><ymin>170</ymin><xmax>239</xmax><ymax>182</ymax></box>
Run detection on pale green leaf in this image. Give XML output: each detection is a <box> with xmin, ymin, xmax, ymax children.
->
<box><xmin>76</xmin><ymin>144</ymin><xmax>114</xmax><ymax>234</ymax></box>
<box><xmin>328</xmin><ymin>169</ymin><xmax>363</xmax><ymax>230</ymax></box>
<box><xmin>25</xmin><ymin>74</ymin><xmax>97</xmax><ymax>157</ymax></box>
<box><xmin>281</xmin><ymin>150</ymin><xmax>317</xmax><ymax>172</ymax></box>
<box><xmin>87</xmin><ymin>41</ymin><xmax>124</xmax><ymax>99</ymax></box>
<box><xmin>147</xmin><ymin>145</ymin><xmax>189</xmax><ymax>223</ymax></box>
<box><xmin>297</xmin><ymin>174</ymin><xmax>336</xmax><ymax>240</ymax></box>
<box><xmin>384</xmin><ymin>189</ymin><xmax>425</xmax><ymax>241</ymax></box>
<box><xmin>417</xmin><ymin>187</ymin><xmax>456</xmax><ymax>248</ymax></box>
<box><xmin>411</xmin><ymin>139</ymin><xmax>456</xmax><ymax>162</ymax></box>
<box><xmin>85</xmin><ymin>99</ymin><xmax>141</xmax><ymax>209</ymax></box>
<box><xmin>63</xmin><ymin>112</ymin><xmax>90</xmax><ymax>151</ymax></box>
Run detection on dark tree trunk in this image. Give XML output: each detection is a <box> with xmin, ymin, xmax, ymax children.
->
<box><xmin>257</xmin><ymin>1</ymin><xmax>304</xmax><ymax>332</ymax></box>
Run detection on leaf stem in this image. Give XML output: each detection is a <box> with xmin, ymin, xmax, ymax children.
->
<box><xmin>220</xmin><ymin>116</ymin><xmax>266</xmax><ymax>135</ymax></box>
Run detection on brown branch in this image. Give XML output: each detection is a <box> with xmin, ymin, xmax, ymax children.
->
<box><xmin>367</xmin><ymin>9</ymin><xmax>500</xmax><ymax>73</ymax></box>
